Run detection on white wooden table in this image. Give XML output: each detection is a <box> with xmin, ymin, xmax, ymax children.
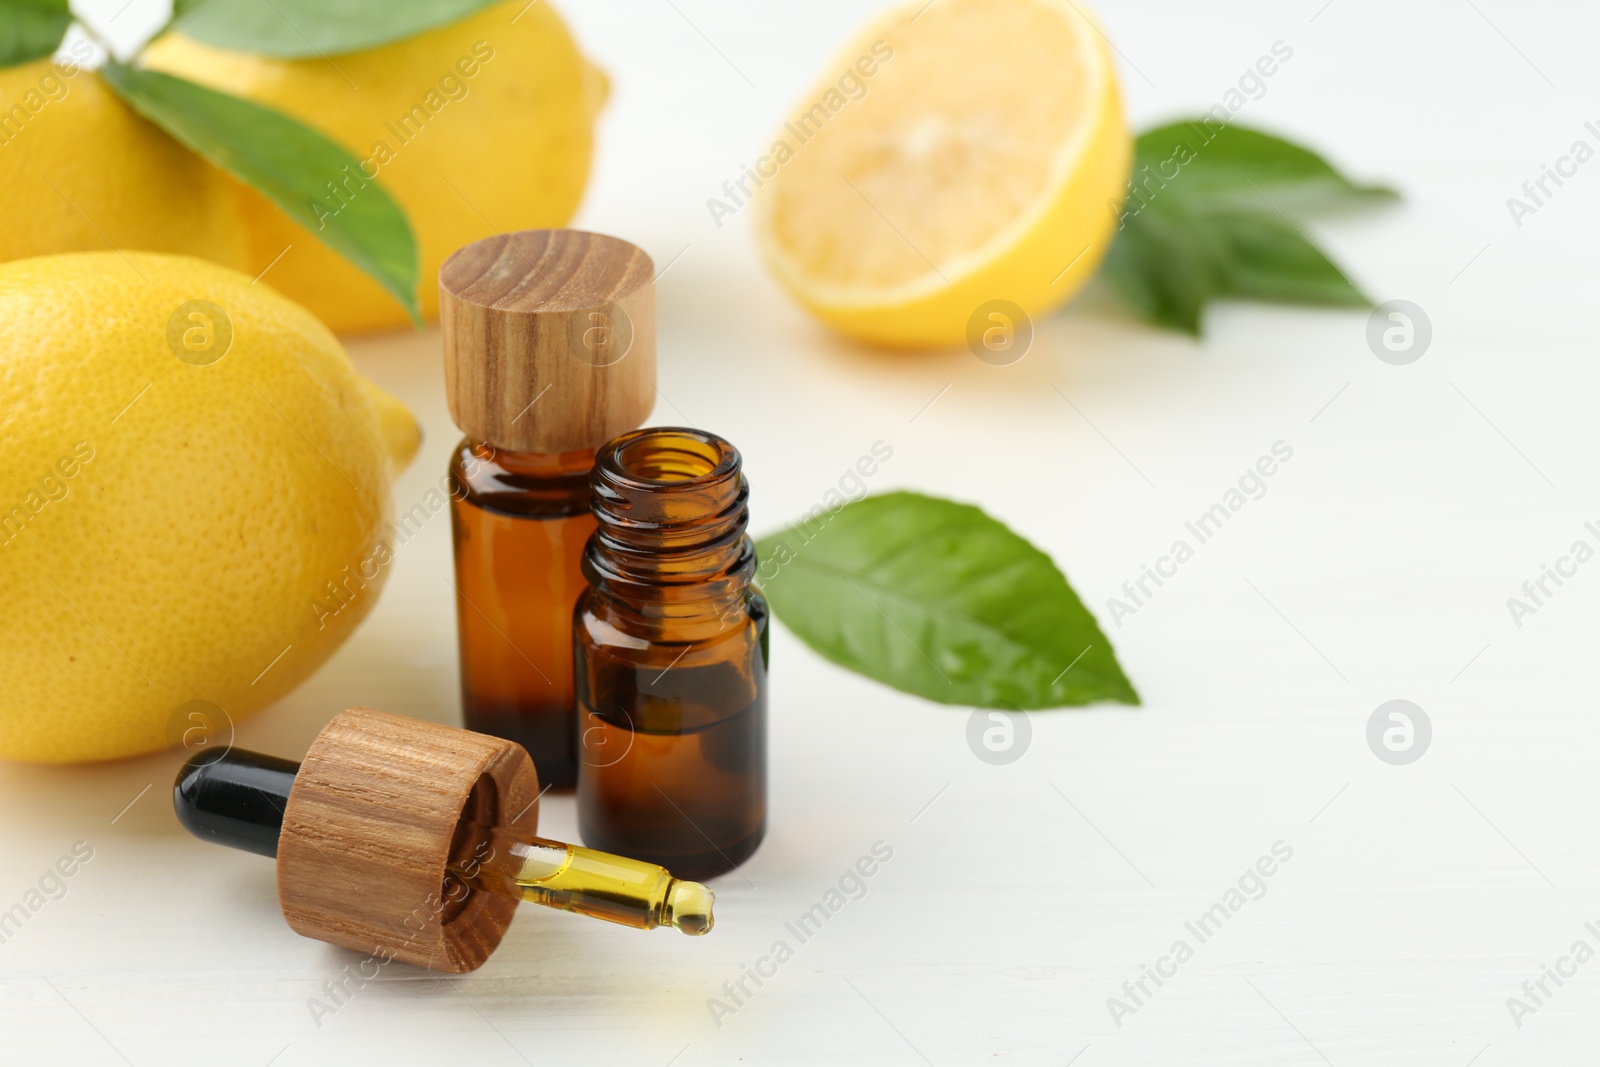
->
<box><xmin>4</xmin><ymin>1</ymin><xmax>1596</xmax><ymax>1063</ymax></box>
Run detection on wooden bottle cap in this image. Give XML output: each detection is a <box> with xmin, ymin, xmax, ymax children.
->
<box><xmin>276</xmin><ymin>708</ymin><xmax>541</xmax><ymax>973</ymax></box>
<box><xmin>440</xmin><ymin>230</ymin><xmax>656</xmax><ymax>454</ymax></box>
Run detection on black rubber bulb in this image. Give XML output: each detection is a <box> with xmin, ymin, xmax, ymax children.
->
<box><xmin>173</xmin><ymin>749</ymin><xmax>302</xmax><ymax>859</ymax></box>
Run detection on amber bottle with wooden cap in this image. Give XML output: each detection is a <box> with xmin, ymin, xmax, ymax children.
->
<box><xmin>440</xmin><ymin>230</ymin><xmax>655</xmax><ymax>788</ymax></box>
<box><xmin>173</xmin><ymin>707</ymin><xmax>713</xmax><ymax>974</ymax></box>
<box><xmin>575</xmin><ymin>427</ymin><xmax>768</xmax><ymax>880</ymax></box>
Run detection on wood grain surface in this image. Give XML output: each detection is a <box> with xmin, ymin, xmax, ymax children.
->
<box><xmin>277</xmin><ymin>707</ymin><xmax>541</xmax><ymax>973</ymax></box>
<box><xmin>440</xmin><ymin>230</ymin><xmax>656</xmax><ymax>454</ymax></box>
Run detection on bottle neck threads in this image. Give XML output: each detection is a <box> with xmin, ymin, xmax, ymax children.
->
<box><xmin>583</xmin><ymin>428</ymin><xmax>753</xmax><ymax>618</ymax></box>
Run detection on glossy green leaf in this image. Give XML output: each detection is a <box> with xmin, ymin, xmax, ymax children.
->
<box><xmin>1103</xmin><ymin>119</ymin><xmax>1397</xmax><ymax>336</ymax></box>
<box><xmin>172</xmin><ymin>0</ymin><xmax>504</xmax><ymax>57</ymax></box>
<box><xmin>756</xmin><ymin>491</ymin><xmax>1138</xmax><ymax>709</ymax></box>
<box><xmin>0</xmin><ymin>0</ymin><xmax>71</xmax><ymax>68</ymax></box>
<box><xmin>99</xmin><ymin>62</ymin><xmax>420</xmax><ymax>323</ymax></box>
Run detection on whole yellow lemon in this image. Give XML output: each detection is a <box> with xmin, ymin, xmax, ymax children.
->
<box><xmin>0</xmin><ymin>47</ymin><xmax>247</xmax><ymax>269</ymax></box>
<box><xmin>144</xmin><ymin>0</ymin><xmax>607</xmax><ymax>334</ymax></box>
<box><xmin>0</xmin><ymin>252</ymin><xmax>420</xmax><ymax>762</ymax></box>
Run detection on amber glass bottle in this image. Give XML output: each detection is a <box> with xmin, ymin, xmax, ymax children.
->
<box><xmin>575</xmin><ymin>428</ymin><xmax>767</xmax><ymax>880</ymax></box>
<box><xmin>449</xmin><ymin>443</ymin><xmax>597</xmax><ymax>783</ymax></box>
<box><xmin>440</xmin><ymin>230</ymin><xmax>656</xmax><ymax>788</ymax></box>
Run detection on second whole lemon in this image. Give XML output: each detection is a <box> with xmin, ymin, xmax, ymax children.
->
<box><xmin>0</xmin><ymin>44</ymin><xmax>246</xmax><ymax>270</ymax></box>
<box><xmin>753</xmin><ymin>0</ymin><xmax>1131</xmax><ymax>349</ymax></box>
<box><xmin>0</xmin><ymin>252</ymin><xmax>420</xmax><ymax>763</ymax></box>
<box><xmin>143</xmin><ymin>0</ymin><xmax>608</xmax><ymax>334</ymax></box>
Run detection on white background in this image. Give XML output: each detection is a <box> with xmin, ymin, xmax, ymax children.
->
<box><xmin>3</xmin><ymin>0</ymin><xmax>1598</xmax><ymax>1064</ymax></box>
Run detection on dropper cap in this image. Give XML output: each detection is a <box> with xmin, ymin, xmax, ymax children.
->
<box><xmin>439</xmin><ymin>229</ymin><xmax>656</xmax><ymax>454</ymax></box>
<box><xmin>173</xmin><ymin>708</ymin><xmax>712</xmax><ymax>974</ymax></box>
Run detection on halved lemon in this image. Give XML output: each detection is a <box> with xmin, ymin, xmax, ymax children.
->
<box><xmin>753</xmin><ymin>0</ymin><xmax>1129</xmax><ymax>349</ymax></box>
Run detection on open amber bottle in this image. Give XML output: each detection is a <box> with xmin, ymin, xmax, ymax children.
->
<box><xmin>441</xmin><ymin>230</ymin><xmax>656</xmax><ymax>787</ymax></box>
<box><xmin>575</xmin><ymin>428</ymin><xmax>768</xmax><ymax>880</ymax></box>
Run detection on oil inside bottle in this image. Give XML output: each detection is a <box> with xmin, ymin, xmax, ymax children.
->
<box><xmin>450</xmin><ymin>440</ymin><xmax>596</xmax><ymax>787</ymax></box>
<box><xmin>578</xmin><ymin>655</ymin><xmax>767</xmax><ymax>881</ymax></box>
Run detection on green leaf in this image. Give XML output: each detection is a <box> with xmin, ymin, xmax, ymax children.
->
<box><xmin>172</xmin><ymin>0</ymin><xmax>504</xmax><ymax>57</ymax></box>
<box><xmin>755</xmin><ymin>491</ymin><xmax>1138</xmax><ymax>710</ymax></box>
<box><xmin>1209</xmin><ymin>208</ymin><xmax>1372</xmax><ymax>307</ymax></box>
<box><xmin>99</xmin><ymin>62</ymin><xmax>420</xmax><ymax>323</ymax></box>
<box><xmin>1102</xmin><ymin>120</ymin><xmax>1398</xmax><ymax>336</ymax></box>
<box><xmin>1097</xmin><ymin>198</ymin><xmax>1221</xmax><ymax>335</ymax></box>
<box><xmin>1133</xmin><ymin>120</ymin><xmax>1398</xmax><ymax>205</ymax></box>
<box><xmin>0</xmin><ymin>0</ymin><xmax>71</xmax><ymax>68</ymax></box>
